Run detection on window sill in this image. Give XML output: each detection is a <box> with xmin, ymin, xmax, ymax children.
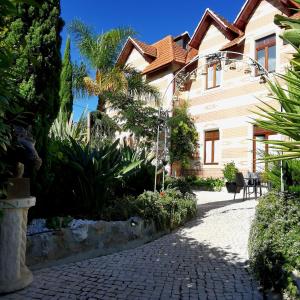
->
<box><xmin>203</xmin><ymin>86</ymin><xmax>222</xmax><ymax>95</ymax></box>
<box><xmin>204</xmin><ymin>163</ymin><xmax>219</xmax><ymax>166</ymax></box>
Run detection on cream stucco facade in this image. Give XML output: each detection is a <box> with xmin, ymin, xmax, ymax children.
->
<box><xmin>118</xmin><ymin>0</ymin><xmax>297</xmax><ymax>178</ymax></box>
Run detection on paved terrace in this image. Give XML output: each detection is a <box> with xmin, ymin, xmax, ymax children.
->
<box><xmin>2</xmin><ymin>191</ymin><xmax>262</xmax><ymax>300</ymax></box>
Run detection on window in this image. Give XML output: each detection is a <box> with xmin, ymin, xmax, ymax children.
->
<box><xmin>253</xmin><ymin>126</ymin><xmax>276</xmax><ymax>172</ymax></box>
<box><xmin>206</xmin><ymin>61</ymin><xmax>221</xmax><ymax>89</ymax></box>
<box><xmin>255</xmin><ymin>34</ymin><xmax>276</xmax><ymax>73</ymax></box>
<box><xmin>204</xmin><ymin>130</ymin><xmax>220</xmax><ymax>165</ymax></box>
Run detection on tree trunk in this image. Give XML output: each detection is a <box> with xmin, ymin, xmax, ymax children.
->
<box><xmin>97</xmin><ymin>95</ymin><xmax>106</xmax><ymax>112</ymax></box>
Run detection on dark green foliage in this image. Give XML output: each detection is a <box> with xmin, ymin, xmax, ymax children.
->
<box><xmin>103</xmin><ymin>188</ymin><xmax>197</xmax><ymax>231</ymax></box>
<box><xmin>121</xmin><ymin>104</ymin><xmax>160</xmax><ymax>144</ymax></box>
<box><xmin>32</xmin><ymin>138</ymin><xmax>141</xmax><ymax>218</ymax></box>
<box><xmin>249</xmin><ymin>191</ymin><xmax>300</xmax><ymax>297</ymax></box>
<box><xmin>186</xmin><ymin>176</ymin><xmax>225</xmax><ymax>192</ymax></box>
<box><xmin>164</xmin><ymin>176</ymin><xmax>193</xmax><ymax>195</ymax></box>
<box><xmin>0</xmin><ymin>0</ymin><xmax>28</xmax><ymax>196</ymax></box>
<box><xmin>90</xmin><ymin>111</ymin><xmax>120</xmax><ymax>148</ymax></box>
<box><xmin>222</xmin><ymin>162</ymin><xmax>238</xmax><ymax>183</ymax></box>
<box><xmin>168</xmin><ymin>104</ymin><xmax>199</xmax><ymax>167</ymax></box>
<box><xmin>4</xmin><ymin>0</ymin><xmax>64</xmax><ymax>156</ymax></box>
<box><xmin>59</xmin><ymin>36</ymin><xmax>73</xmax><ymax>118</ymax></box>
<box><xmin>116</xmin><ymin>144</ymin><xmax>156</xmax><ymax>197</ymax></box>
<box><xmin>31</xmin><ymin>138</ymin><xmax>156</xmax><ymax>219</ymax></box>
<box><xmin>265</xmin><ymin>160</ymin><xmax>300</xmax><ymax>193</ymax></box>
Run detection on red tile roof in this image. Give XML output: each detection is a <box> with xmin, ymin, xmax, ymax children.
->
<box><xmin>117</xmin><ymin>35</ymin><xmax>188</xmax><ymax>75</ymax></box>
<box><xmin>186</xmin><ymin>47</ymin><xmax>198</xmax><ymax>63</ymax></box>
<box><xmin>143</xmin><ymin>36</ymin><xmax>187</xmax><ymax>74</ymax></box>
<box><xmin>131</xmin><ymin>38</ymin><xmax>157</xmax><ymax>57</ymax></box>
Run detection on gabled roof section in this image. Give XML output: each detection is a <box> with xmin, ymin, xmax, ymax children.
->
<box><xmin>142</xmin><ymin>36</ymin><xmax>187</xmax><ymax>74</ymax></box>
<box><xmin>117</xmin><ymin>35</ymin><xmax>188</xmax><ymax>75</ymax></box>
<box><xmin>220</xmin><ymin>35</ymin><xmax>245</xmax><ymax>50</ymax></box>
<box><xmin>189</xmin><ymin>8</ymin><xmax>243</xmax><ymax>49</ymax></box>
<box><xmin>234</xmin><ymin>0</ymin><xmax>300</xmax><ymax>30</ymax></box>
<box><xmin>117</xmin><ymin>37</ymin><xmax>157</xmax><ymax>65</ymax></box>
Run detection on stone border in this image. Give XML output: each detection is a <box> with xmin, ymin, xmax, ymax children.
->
<box><xmin>26</xmin><ymin>217</ymin><xmax>167</xmax><ymax>269</ymax></box>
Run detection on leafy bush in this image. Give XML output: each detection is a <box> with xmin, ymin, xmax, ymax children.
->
<box><xmin>164</xmin><ymin>176</ymin><xmax>193</xmax><ymax>195</ymax></box>
<box><xmin>33</xmin><ymin>138</ymin><xmax>148</xmax><ymax>219</ymax></box>
<box><xmin>103</xmin><ymin>188</ymin><xmax>197</xmax><ymax>231</ymax></box>
<box><xmin>187</xmin><ymin>176</ymin><xmax>224</xmax><ymax>192</ymax></box>
<box><xmin>265</xmin><ymin>160</ymin><xmax>300</xmax><ymax>193</ymax></box>
<box><xmin>168</xmin><ymin>103</ymin><xmax>199</xmax><ymax>168</ymax></box>
<box><xmin>222</xmin><ymin>162</ymin><xmax>238</xmax><ymax>182</ymax></box>
<box><xmin>249</xmin><ymin>191</ymin><xmax>300</xmax><ymax>298</ymax></box>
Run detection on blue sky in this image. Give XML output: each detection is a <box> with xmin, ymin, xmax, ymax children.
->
<box><xmin>60</xmin><ymin>0</ymin><xmax>246</xmax><ymax>120</ymax></box>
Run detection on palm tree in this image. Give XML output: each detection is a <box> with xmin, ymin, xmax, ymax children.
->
<box><xmin>68</xmin><ymin>20</ymin><xmax>159</xmax><ymax>112</ymax></box>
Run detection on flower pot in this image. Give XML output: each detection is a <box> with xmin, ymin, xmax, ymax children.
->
<box><xmin>226</xmin><ymin>182</ymin><xmax>241</xmax><ymax>193</ymax></box>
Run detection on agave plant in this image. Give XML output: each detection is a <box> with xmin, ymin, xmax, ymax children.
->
<box><xmin>60</xmin><ymin>138</ymin><xmax>142</xmax><ymax>214</ymax></box>
<box><xmin>49</xmin><ymin>109</ymin><xmax>88</xmax><ymax>144</ymax></box>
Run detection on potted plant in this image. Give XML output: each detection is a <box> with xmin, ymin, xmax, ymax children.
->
<box><xmin>222</xmin><ymin>162</ymin><xmax>240</xmax><ymax>193</ymax></box>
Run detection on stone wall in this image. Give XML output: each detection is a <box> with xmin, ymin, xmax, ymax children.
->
<box><xmin>26</xmin><ymin>217</ymin><xmax>163</xmax><ymax>269</ymax></box>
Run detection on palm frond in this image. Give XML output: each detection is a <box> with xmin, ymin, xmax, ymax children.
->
<box><xmin>68</xmin><ymin>20</ymin><xmax>97</xmax><ymax>67</ymax></box>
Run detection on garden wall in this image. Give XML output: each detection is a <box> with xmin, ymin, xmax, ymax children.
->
<box><xmin>26</xmin><ymin>217</ymin><xmax>164</xmax><ymax>269</ymax></box>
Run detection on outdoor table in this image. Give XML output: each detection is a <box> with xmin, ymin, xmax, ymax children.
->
<box><xmin>244</xmin><ymin>177</ymin><xmax>262</xmax><ymax>199</ymax></box>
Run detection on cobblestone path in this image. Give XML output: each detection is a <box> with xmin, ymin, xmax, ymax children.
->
<box><xmin>2</xmin><ymin>191</ymin><xmax>262</xmax><ymax>300</ymax></box>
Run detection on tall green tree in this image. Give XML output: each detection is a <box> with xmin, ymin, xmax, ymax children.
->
<box><xmin>59</xmin><ymin>36</ymin><xmax>73</xmax><ymax>118</ymax></box>
<box><xmin>4</xmin><ymin>0</ymin><xmax>64</xmax><ymax>157</ymax></box>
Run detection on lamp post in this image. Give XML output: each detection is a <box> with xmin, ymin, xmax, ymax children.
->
<box><xmin>154</xmin><ymin>50</ymin><xmax>283</xmax><ymax>192</ymax></box>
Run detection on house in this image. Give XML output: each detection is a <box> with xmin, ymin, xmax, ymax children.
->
<box><xmin>117</xmin><ymin>0</ymin><xmax>299</xmax><ymax>178</ymax></box>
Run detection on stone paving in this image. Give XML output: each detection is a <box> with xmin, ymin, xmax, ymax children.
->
<box><xmin>1</xmin><ymin>191</ymin><xmax>262</xmax><ymax>300</ymax></box>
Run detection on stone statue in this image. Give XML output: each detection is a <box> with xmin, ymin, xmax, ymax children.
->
<box><xmin>11</xmin><ymin>125</ymin><xmax>42</xmax><ymax>178</ymax></box>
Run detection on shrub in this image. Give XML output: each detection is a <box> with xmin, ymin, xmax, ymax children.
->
<box><xmin>167</xmin><ymin>103</ymin><xmax>199</xmax><ymax>168</ymax></box>
<box><xmin>249</xmin><ymin>191</ymin><xmax>300</xmax><ymax>298</ymax></box>
<box><xmin>32</xmin><ymin>138</ymin><xmax>149</xmax><ymax>219</ymax></box>
<box><xmin>187</xmin><ymin>176</ymin><xmax>224</xmax><ymax>192</ymax></box>
<box><xmin>138</xmin><ymin>188</ymin><xmax>197</xmax><ymax>230</ymax></box>
<box><xmin>164</xmin><ymin>176</ymin><xmax>193</xmax><ymax>195</ymax></box>
<box><xmin>222</xmin><ymin>162</ymin><xmax>238</xmax><ymax>182</ymax></box>
<box><xmin>103</xmin><ymin>188</ymin><xmax>197</xmax><ymax>231</ymax></box>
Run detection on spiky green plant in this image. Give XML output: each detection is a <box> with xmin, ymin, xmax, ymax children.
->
<box><xmin>254</xmin><ymin>4</ymin><xmax>300</xmax><ymax>161</ymax></box>
<box><xmin>49</xmin><ymin>110</ymin><xmax>88</xmax><ymax>144</ymax></box>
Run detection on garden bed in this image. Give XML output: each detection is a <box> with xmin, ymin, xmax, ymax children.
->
<box><xmin>26</xmin><ymin>217</ymin><xmax>162</xmax><ymax>268</ymax></box>
<box><xmin>26</xmin><ymin>188</ymin><xmax>197</xmax><ymax>268</ymax></box>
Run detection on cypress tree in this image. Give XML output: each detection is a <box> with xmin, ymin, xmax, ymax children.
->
<box><xmin>4</xmin><ymin>0</ymin><xmax>64</xmax><ymax>156</ymax></box>
<box><xmin>59</xmin><ymin>36</ymin><xmax>73</xmax><ymax>119</ymax></box>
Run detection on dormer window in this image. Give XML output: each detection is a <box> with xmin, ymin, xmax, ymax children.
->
<box><xmin>255</xmin><ymin>34</ymin><xmax>276</xmax><ymax>73</ymax></box>
<box><xmin>206</xmin><ymin>60</ymin><xmax>221</xmax><ymax>89</ymax></box>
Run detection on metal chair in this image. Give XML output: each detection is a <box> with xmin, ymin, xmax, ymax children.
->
<box><xmin>234</xmin><ymin>172</ymin><xmax>252</xmax><ymax>200</ymax></box>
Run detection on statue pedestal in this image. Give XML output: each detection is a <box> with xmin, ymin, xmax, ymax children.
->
<box><xmin>0</xmin><ymin>197</ymin><xmax>36</xmax><ymax>294</ymax></box>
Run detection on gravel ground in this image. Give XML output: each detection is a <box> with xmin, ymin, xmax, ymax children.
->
<box><xmin>1</xmin><ymin>191</ymin><xmax>262</xmax><ymax>300</ymax></box>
